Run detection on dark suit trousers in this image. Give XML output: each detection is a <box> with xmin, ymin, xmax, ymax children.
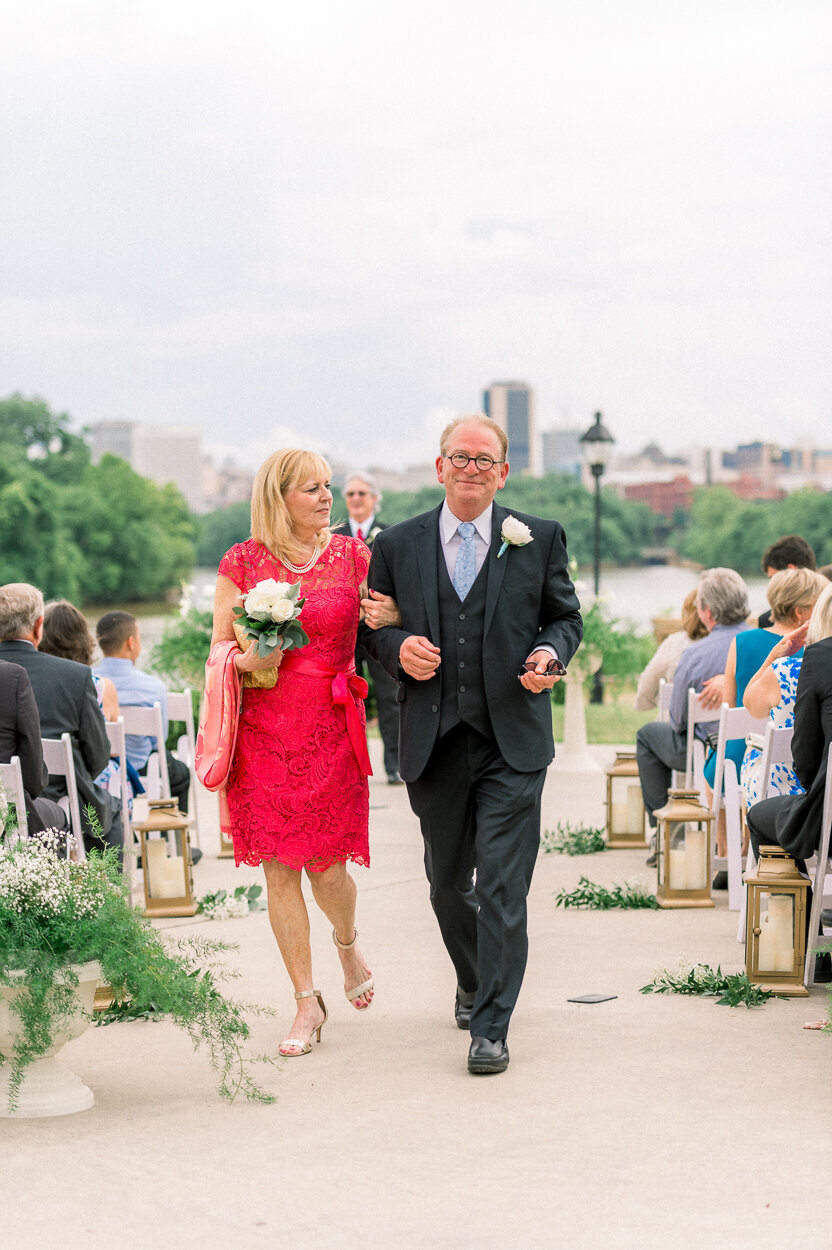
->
<box><xmin>366</xmin><ymin>655</ymin><xmax>399</xmax><ymax>779</ymax></box>
<box><xmin>406</xmin><ymin>723</ymin><xmax>546</xmax><ymax>1041</ymax></box>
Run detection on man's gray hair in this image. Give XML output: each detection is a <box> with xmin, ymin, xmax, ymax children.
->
<box><xmin>0</xmin><ymin>582</ymin><xmax>45</xmax><ymax>640</ymax></box>
<box><xmin>344</xmin><ymin>472</ymin><xmax>381</xmax><ymax>504</ymax></box>
<box><xmin>697</xmin><ymin>568</ymin><xmax>750</xmax><ymax>626</ymax></box>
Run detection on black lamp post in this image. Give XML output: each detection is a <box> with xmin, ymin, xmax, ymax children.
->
<box><xmin>580</xmin><ymin>411</ymin><xmax>616</xmax><ymax>703</ymax></box>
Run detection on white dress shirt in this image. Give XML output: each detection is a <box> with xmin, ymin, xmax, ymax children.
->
<box><xmin>349</xmin><ymin>514</ymin><xmax>376</xmax><ymax>539</ymax></box>
<box><xmin>438</xmin><ymin>502</ymin><xmax>556</xmax><ymax>663</ymax></box>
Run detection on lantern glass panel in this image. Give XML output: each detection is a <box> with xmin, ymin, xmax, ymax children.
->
<box><xmin>144</xmin><ymin>832</ymin><xmax>187</xmax><ymax>899</ymax></box>
<box><xmin>609</xmin><ymin>775</ymin><xmax>644</xmax><ymax>837</ymax></box>
<box><xmin>756</xmin><ymin>889</ymin><xmax>795</xmax><ymax>975</ymax></box>
<box><xmin>667</xmin><ymin>821</ymin><xmax>708</xmax><ymax>892</ymax></box>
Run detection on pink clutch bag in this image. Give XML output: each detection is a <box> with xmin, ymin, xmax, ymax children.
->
<box><xmin>195</xmin><ymin>641</ymin><xmax>242</xmax><ymax>791</ymax></box>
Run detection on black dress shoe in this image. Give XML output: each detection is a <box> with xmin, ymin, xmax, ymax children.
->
<box><xmin>468</xmin><ymin>1036</ymin><xmax>509</xmax><ymax>1075</ymax></box>
<box><xmin>190</xmin><ymin>846</ymin><xmax>203</xmax><ymax>866</ymax></box>
<box><xmin>822</xmin><ymin>909</ymin><xmax>832</xmax><ymax>929</ymax></box>
<box><xmin>387</xmin><ymin>772</ymin><xmax>404</xmax><ymax>785</ymax></box>
<box><xmin>814</xmin><ymin>952</ymin><xmax>832</xmax><ymax>983</ymax></box>
<box><xmin>455</xmin><ymin>988</ymin><xmax>476</xmax><ymax>1030</ymax></box>
<box><xmin>712</xmin><ymin>870</ymin><xmax>728</xmax><ymax>890</ymax></box>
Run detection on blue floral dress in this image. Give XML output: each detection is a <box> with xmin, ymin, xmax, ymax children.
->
<box><xmin>741</xmin><ymin>651</ymin><xmax>804</xmax><ymax>808</ymax></box>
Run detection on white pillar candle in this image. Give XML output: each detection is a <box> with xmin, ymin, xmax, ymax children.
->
<box><xmin>145</xmin><ymin>839</ymin><xmax>169</xmax><ymax>897</ymax></box>
<box><xmin>154</xmin><ymin>856</ymin><xmax>186</xmax><ymax>899</ymax></box>
<box><xmin>765</xmin><ymin>895</ymin><xmax>794</xmax><ymax>973</ymax></box>
<box><xmin>685</xmin><ymin>828</ymin><xmax>707</xmax><ymax>891</ymax></box>
<box><xmin>626</xmin><ymin>786</ymin><xmax>644</xmax><ymax>835</ymax></box>
<box><xmin>669</xmin><ymin>848</ymin><xmax>688</xmax><ymax>890</ymax></box>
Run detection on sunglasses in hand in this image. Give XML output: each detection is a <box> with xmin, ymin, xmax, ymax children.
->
<box><xmin>518</xmin><ymin>658</ymin><xmax>567</xmax><ymax>680</ymax></box>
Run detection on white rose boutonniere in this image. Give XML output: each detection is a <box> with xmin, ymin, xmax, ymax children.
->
<box><xmin>497</xmin><ymin>515</ymin><xmax>533</xmax><ymax>559</ymax></box>
<box><xmin>367</xmin><ymin>526</ymin><xmax>382</xmax><ymax>543</ymax></box>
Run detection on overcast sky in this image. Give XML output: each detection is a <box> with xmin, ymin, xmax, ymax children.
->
<box><xmin>2</xmin><ymin>1</ymin><xmax>830</xmax><ymax>471</ymax></box>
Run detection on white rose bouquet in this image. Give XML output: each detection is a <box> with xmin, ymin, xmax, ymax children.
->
<box><xmin>232</xmin><ymin>578</ymin><xmax>310</xmax><ymax>658</ymax></box>
<box><xmin>497</xmin><ymin>515</ymin><xmax>533</xmax><ymax>558</ymax></box>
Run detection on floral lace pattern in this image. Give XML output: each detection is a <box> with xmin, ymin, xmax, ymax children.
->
<box><xmin>741</xmin><ymin>652</ymin><xmax>804</xmax><ymax>808</ymax></box>
<box><xmin>218</xmin><ymin>535</ymin><xmax>371</xmax><ymax>871</ymax></box>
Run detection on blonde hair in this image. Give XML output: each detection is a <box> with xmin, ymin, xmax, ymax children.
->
<box><xmin>250</xmin><ymin>449</ymin><xmax>332</xmax><ymax>564</ymax></box>
<box><xmin>439</xmin><ymin>414</ymin><xmax>508</xmax><ymax>461</ymax></box>
<box><xmin>806</xmin><ymin>583</ymin><xmax>832</xmax><ymax>645</ymax></box>
<box><xmin>766</xmin><ymin>567</ymin><xmax>828</xmax><ymax>625</ymax></box>
<box><xmin>680</xmin><ymin>588</ymin><xmax>708</xmax><ymax>640</ymax></box>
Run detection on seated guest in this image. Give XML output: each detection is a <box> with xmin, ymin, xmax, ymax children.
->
<box><xmin>634</xmin><ymin>589</ymin><xmax>708</xmax><ymax>711</ymax></box>
<box><xmin>40</xmin><ymin>599</ymin><xmax>141</xmax><ymax>814</ymax></box>
<box><xmin>757</xmin><ymin>534</ymin><xmax>816</xmax><ymax>628</ymax></box>
<box><xmin>636</xmin><ymin>568</ymin><xmax>750</xmax><ymax>864</ymax></box>
<box><xmin>0</xmin><ymin>658</ymin><xmax>67</xmax><ymax>835</ymax></box>
<box><xmin>0</xmin><ymin>583</ymin><xmax>121</xmax><ymax>855</ymax></box>
<box><xmin>746</xmin><ymin>584</ymin><xmax>832</xmax><ymax>977</ymax></box>
<box><xmin>743</xmin><ymin>582</ymin><xmax>832</xmax><ymax>806</ymax></box>
<box><xmin>704</xmin><ymin>567</ymin><xmax>827</xmax><ymax>800</ymax></box>
<box><xmin>94</xmin><ymin>611</ymin><xmax>191</xmax><ymax>817</ymax></box>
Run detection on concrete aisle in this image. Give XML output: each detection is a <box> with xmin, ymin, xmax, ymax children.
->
<box><xmin>3</xmin><ymin>742</ymin><xmax>830</xmax><ymax>1250</ymax></box>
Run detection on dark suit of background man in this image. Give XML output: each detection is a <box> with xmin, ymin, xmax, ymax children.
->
<box><xmin>332</xmin><ymin>472</ymin><xmax>401</xmax><ymax>784</ymax></box>
<box><xmin>0</xmin><ymin>658</ymin><xmax>67</xmax><ymax>835</ymax></box>
<box><xmin>359</xmin><ymin>415</ymin><xmax>582</xmax><ymax>1075</ymax></box>
<box><xmin>0</xmin><ymin>582</ymin><xmax>121</xmax><ymax>855</ymax></box>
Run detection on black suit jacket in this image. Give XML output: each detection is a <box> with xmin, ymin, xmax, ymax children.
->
<box><xmin>774</xmin><ymin>636</ymin><xmax>832</xmax><ymax>860</ymax></box>
<box><xmin>0</xmin><ymin>640</ymin><xmax>112</xmax><ymax>833</ymax></box>
<box><xmin>358</xmin><ymin>502</ymin><xmax>583</xmax><ymax>780</ymax></box>
<box><xmin>0</xmin><ymin>659</ymin><xmax>50</xmax><ymax>832</ymax></box>
<box><xmin>332</xmin><ymin>520</ymin><xmax>387</xmax><ymax>666</ymax></box>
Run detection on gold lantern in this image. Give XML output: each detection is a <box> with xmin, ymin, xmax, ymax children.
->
<box><xmin>744</xmin><ymin>846</ymin><xmax>809</xmax><ymax>996</ymax></box>
<box><xmin>605</xmin><ymin>752</ymin><xmax>648</xmax><ymax>848</ymax></box>
<box><xmin>654</xmin><ymin>788</ymin><xmax>715</xmax><ymax>909</ymax></box>
<box><xmin>133</xmin><ymin>799</ymin><xmax>198</xmax><ymax>918</ymax></box>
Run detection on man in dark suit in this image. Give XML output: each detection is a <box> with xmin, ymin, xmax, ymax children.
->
<box><xmin>0</xmin><ymin>659</ymin><xmax>67</xmax><ymax>835</ymax></box>
<box><xmin>333</xmin><ymin>472</ymin><xmax>402</xmax><ymax>784</ymax></box>
<box><xmin>359</xmin><ymin>415</ymin><xmax>582</xmax><ymax>1074</ymax></box>
<box><xmin>0</xmin><ymin>582</ymin><xmax>121</xmax><ymax>855</ymax></box>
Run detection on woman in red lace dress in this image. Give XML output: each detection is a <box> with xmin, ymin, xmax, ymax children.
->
<box><xmin>212</xmin><ymin>449</ymin><xmax>386</xmax><ymax>1057</ymax></box>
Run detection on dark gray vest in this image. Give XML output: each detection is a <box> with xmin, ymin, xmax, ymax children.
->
<box><xmin>437</xmin><ymin>542</ymin><xmax>492</xmax><ymax>740</ymax></box>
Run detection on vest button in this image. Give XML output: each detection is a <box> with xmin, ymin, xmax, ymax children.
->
<box><xmin>458</xmin><ymin>637</ymin><xmax>465</xmax><ymax>644</ymax></box>
<box><xmin>458</xmin><ymin>613</ymin><xmax>466</xmax><ymax>620</ymax></box>
<box><xmin>459</xmin><ymin>685</ymin><xmax>466</xmax><ymax>693</ymax></box>
<box><xmin>459</xmin><ymin>661</ymin><xmax>465</xmax><ymax>668</ymax></box>
<box><xmin>431</xmin><ymin>705</ymin><xmax>438</xmax><ymax>713</ymax></box>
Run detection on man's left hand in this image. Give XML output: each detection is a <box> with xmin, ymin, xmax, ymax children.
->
<box><xmin>520</xmin><ymin>649</ymin><xmax>563</xmax><ymax>693</ymax></box>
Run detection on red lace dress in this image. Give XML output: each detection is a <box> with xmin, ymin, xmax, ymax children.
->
<box><xmin>218</xmin><ymin>535</ymin><xmax>371</xmax><ymax>871</ymax></box>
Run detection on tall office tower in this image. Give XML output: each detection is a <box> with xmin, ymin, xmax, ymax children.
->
<box><xmin>482</xmin><ymin>381</ymin><xmax>535</xmax><ymax>473</ymax></box>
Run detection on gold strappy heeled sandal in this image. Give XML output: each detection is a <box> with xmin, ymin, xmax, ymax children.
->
<box><xmin>279</xmin><ymin>989</ymin><xmax>328</xmax><ymax>1057</ymax></box>
<box><xmin>332</xmin><ymin>928</ymin><xmax>374</xmax><ymax>1008</ymax></box>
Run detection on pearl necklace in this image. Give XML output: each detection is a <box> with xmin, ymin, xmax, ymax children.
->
<box><xmin>282</xmin><ymin>542</ymin><xmax>323</xmax><ymax>575</ymax></box>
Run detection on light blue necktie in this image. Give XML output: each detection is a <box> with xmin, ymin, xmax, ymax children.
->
<box><xmin>452</xmin><ymin>522</ymin><xmax>477</xmax><ymax>601</ymax></box>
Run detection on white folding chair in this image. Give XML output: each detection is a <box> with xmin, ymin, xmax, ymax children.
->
<box><xmin>737</xmin><ymin>723</ymin><xmax>796</xmax><ymax>942</ymax></box>
<box><xmin>804</xmin><ymin>743</ymin><xmax>832</xmax><ymax>990</ymax></box>
<box><xmin>685</xmin><ymin>687</ymin><xmax>716</xmax><ymax>798</ymax></box>
<box><xmin>119</xmin><ymin>703</ymin><xmax>170</xmax><ymax>799</ymax></box>
<box><xmin>0</xmin><ymin>756</ymin><xmax>29</xmax><ymax>841</ymax></box>
<box><xmin>106</xmin><ymin>717</ymin><xmax>134</xmax><ymax>885</ymax></box>
<box><xmin>657</xmin><ymin>679</ymin><xmax>674</xmax><ymax>724</ymax></box>
<box><xmin>41</xmin><ymin>733</ymin><xmax>85</xmax><ymax>860</ymax></box>
<box><xmin>167</xmin><ymin>688</ymin><xmax>201</xmax><ymax>847</ymax></box>
<box><xmin>709</xmin><ymin>703</ymin><xmax>768</xmax><ymax>911</ymax></box>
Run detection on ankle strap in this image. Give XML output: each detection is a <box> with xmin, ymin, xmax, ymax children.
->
<box><xmin>294</xmin><ymin>989</ymin><xmax>321</xmax><ymax>1000</ymax></box>
<box><xmin>332</xmin><ymin>927</ymin><xmax>358</xmax><ymax>950</ymax></box>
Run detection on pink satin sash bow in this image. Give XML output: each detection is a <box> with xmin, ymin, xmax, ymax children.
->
<box><xmin>279</xmin><ymin>652</ymin><xmax>373</xmax><ymax>776</ymax></box>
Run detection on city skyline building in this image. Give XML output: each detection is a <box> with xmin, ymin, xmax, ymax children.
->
<box><xmin>483</xmin><ymin>381</ymin><xmax>536</xmax><ymax>474</ymax></box>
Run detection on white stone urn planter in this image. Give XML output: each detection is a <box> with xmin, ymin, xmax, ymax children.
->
<box><xmin>0</xmin><ymin>960</ymin><xmax>102</xmax><ymax>1118</ymax></box>
<box><xmin>555</xmin><ymin>643</ymin><xmax>603</xmax><ymax>774</ymax></box>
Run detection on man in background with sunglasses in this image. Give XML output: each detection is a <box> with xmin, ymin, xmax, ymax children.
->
<box><xmin>333</xmin><ymin>472</ymin><xmax>402</xmax><ymax>784</ymax></box>
<box><xmin>359</xmin><ymin>415</ymin><xmax>582</xmax><ymax>1075</ymax></box>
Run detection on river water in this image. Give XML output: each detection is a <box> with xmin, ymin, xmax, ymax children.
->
<box><xmin>128</xmin><ymin>563</ymin><xmax>771</xmax><ymax>665</ymax></box>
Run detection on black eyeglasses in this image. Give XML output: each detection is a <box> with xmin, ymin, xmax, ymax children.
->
<box><xmin>518</xmin><ymin>658</ymin><xmax>567</xmax><ymax>679</ymax></box>
<box><xmin>445</xmin><ymin>453</ymin><xmax>505</xmax><ymax>471</ymax></box>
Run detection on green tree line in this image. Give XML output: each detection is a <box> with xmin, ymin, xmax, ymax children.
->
<box><xmin>0</xmin><ymin>395</ymin><xmax>195</xmax><ymax>604</ymax></box>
